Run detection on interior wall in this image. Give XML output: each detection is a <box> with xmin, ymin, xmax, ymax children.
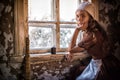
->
<box><xmin>98</xmin><ymin>0</ymin><xmax>120</xmax><ymax>60</ymax></box>
<box><xmin>0</xmin><ymin>0</ymin><xmax>23</xmax><ymax>80</ymax></box>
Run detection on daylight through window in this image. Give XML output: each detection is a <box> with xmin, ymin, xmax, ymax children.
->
<box><xmin>28</xmin><ymin>0</ymin><xmax>91</xmax><ymax>53</ymax></box>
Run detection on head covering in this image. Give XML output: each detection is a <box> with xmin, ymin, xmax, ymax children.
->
<box><xmin>76</xmin><ymin>1</ymin><xmax>95</xmax><ymax>18</ymax></box>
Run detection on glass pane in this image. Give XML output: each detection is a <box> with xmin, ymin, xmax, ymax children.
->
<box><xmin>60</xmin><ymin>0</ymin><xmax>78</xmax><ymax>22</ymax></box>
<box><xmin>29</xmin><ymin>25</ymin><xmax>56</xmax><ymax>49</ymax></box>
<box><xmin>28</xmin><ymin>0</ymin><xmax>54</xmax><ymax>21</ymax></box>
<box><xmin>60</xmin><ymin>24</ymin><xmax>76</xmax><ymax>48</ymax></box>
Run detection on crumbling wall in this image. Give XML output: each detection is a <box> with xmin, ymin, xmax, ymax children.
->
<box><xmin>99</xmin><ymin>0</ymin><xmax>120</xmax><ymax>60</ymax></box>
<box><xmin>0</xmin><ymin>0</ymin><xmax>23</xmax><ymax>80</ymax></box>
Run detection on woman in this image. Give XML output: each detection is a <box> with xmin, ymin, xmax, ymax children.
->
<box><xmin>67</xmin><ymin>1</ymin><xmax>120</xmax><ymax>80</ymax></box>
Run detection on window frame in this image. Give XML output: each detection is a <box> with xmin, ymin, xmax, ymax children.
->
<box><xmin>28</xmin><ymin>0</ymin><xmax>77</xmax><ymax>53</ymax></box>
<box><xmin>14</xmin><ymin>0</ymin><xmax>98</xmax><ymax>54</ymax></box>
<box><xmin>14</xmin><ymin>0</ymin><xmax>28</xmax><ymax>55</ymax></box>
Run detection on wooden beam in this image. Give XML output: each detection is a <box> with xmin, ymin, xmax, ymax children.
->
<box><xmin>25</xmin><ymin>37</ymin><xmax>31</xmax><ymax>80</ymax></box>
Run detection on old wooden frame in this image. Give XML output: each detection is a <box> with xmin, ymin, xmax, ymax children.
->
<box><xmin>14</xmin><ymin>0</ymin><xmax>99</xmax><ymax>54</ymax></box>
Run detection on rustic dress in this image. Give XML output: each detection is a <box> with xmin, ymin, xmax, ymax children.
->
<box><xmin>76</xmin><ymin>28</ymin><xmax>120</xmax><ymax>80</ymax></box>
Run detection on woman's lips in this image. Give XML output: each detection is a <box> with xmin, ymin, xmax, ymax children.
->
<box><xmin>78</xmin><ymin>23</ymin><xmax>83</xmax><ymax>27</ymax></box>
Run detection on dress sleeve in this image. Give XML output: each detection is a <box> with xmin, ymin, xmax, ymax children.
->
<box><xmin>78</xmin><ymin>31</ymin><xmax>96</xmax><ymax>49</ymax></box>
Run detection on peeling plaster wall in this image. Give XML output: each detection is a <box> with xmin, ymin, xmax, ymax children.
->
<box><xmin>0</xmin><ymin>0</ymin><xmax>23</xmax><ymax>80</ymax></box>
<box><xmin>0</xmin><ymin>0</ymin><xmax>14</xmax><ymax>55</ymax></box>
<box><xmin>30</xmin><ymin>54</ymin><xmax>91</xmax><ymax>80</ymax></box>
<box><xmin>98</xmin><ymin>0</ymin><xmax>120</xmax><ymax>60</ymax></box>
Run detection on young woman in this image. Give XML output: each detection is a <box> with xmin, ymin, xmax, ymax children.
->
<box><xmin>67</xmin><ymin>1</ymin><xmax>120</xmax><ymax>80</ymax></box>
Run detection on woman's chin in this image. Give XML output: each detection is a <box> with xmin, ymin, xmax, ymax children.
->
<box><xmin>78</xmin><ymin>26</ymin><xmax>84</xmax><ymax>29</ymax></box>
<box><xmin>78</xmin><ymin>25</ymin><xmax>87</xmax><ymax>30</ymax></box>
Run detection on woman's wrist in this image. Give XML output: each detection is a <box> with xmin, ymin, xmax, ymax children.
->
<box><xmin>76</xmin><ymin>27</ymin><xmax>81</xmax><ymax>31</ymax></box>
<box><xmin>67</xmin><ymin>52</ymin><xmax>74</xmax><ymax>56</ymax></box>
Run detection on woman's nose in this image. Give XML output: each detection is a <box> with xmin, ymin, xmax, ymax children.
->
<box><xmin>77</xmin><ymin>16</ymin><xmax>82</xmax><ymax>22</ymax></box>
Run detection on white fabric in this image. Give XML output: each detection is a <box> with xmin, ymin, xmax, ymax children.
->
<box><xmin>76</xmin><ymin>30</ymin><xmax>84</xmax><ymax>45</ymax></box>
<box><xmin>78</xmin><ymin>1</ymin><xmax>90</xmax><ymax>10</ymax></box>
<box><xmin>76</xmin><ymin>1</ymin><xmax>95</xmax><ymax>18</ymax></box>
<box><xmin>76</xmin><ymin>59</ymin><xmax>102</xmax><ymax>80</ymax></box>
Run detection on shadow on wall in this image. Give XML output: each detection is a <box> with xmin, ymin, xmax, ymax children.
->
<box><xmin>99</xmin><ymin>0</ymin><xmax>120</xmax><ymax>60</ymax></box>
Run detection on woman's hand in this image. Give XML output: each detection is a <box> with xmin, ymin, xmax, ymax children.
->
<box><xmin>76</xmin><ymin>26</ymin><xmax>81</xmax><ymax>31</ymax></box>
<box><xmin>66</xmin><ymin>52</ymin><xmax>74</xmax><ymax>62</ymax></box>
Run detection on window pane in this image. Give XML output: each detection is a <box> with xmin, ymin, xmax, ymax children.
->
<box><xmin>29</xmin><ymin>25</ymin><xmax>56</xmax><ymax>49</ymax></box>
<box><xmin>60</xmin><ymin>24</ymin><xmax>76</xmax><ymax>48</ymax></box>
<box><xmin>28</xmin><ymin>0</ymin><xmax>54</xmax><ymax>21</ymax></box>
<box><xmin>60</xmin><ymin>0</ymin><xmax>78</xmax><ymax>22</ymax></box>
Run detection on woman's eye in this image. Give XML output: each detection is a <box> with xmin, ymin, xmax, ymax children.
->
<box><xmin>81</xmin><ymin>14</ymin><xmax>85</xmax><ymax>18</ymax></box>
<box><xmin>76</xmin><ymin>15</ymin><xmax>79</xmax><ymax>18</ymax></box>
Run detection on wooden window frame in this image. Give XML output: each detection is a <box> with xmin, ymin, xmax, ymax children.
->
<box><xmin>14</xmin><ymin>0</ymin><xmax>28</xmax><ymax>55</ymax></box>
<box><xmin>28</xmin><ymin>0</ymin><xmax>77</xmax><ymax>53</ymax></box>
<box><xmin>14</xmin><ymin>0</ymin><xmax>98</xmax><ymax>55</ymax></box>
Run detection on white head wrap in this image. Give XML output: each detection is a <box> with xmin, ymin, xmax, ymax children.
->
<box><xmin>77</xmin><ymin>1</ymin><xmax>95</xmax><ymax>18</ymax></box>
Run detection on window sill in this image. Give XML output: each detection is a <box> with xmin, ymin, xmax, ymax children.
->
<box><xmin>30</xmin><ymin>52</ymin><xmax>90</xmax><ymax>65</ymax></box>
<box><xmin>30</xmin><ymin>52</ymin><xmax>67</xmax><ymax>57</ymax></box>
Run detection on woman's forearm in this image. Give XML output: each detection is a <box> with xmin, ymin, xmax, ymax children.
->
<box><xmin>68</xmin><ymin>28</ymin><xmax>81</xmax><ymax>52</ymax></box>
<box><xmin>69</xmin><ymin>45</ymin><xmax>85</xmax><ymax>53</ymax></box>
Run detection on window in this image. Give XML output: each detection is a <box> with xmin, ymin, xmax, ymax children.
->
<box><xmin>28</xmin><ymin>0</ymin><xmax>78</xmax><ymax>53</ymax></box>
<box><xmin>28</xmin><ymin>0</ymin><xmax>93</xmax><ymax>53</ymax></box>
<box><xmin>14</xmin><ymin>0</ymin><xmax>98</xmax><ymax>55</ymax></box>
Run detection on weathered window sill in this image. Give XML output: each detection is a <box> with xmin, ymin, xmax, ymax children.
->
<box><xmin>30</xmin><ymin>52</ymin><xmax>90</xmax><ymax>64</ymax></box>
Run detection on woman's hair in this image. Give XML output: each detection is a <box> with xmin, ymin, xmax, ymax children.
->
<box><xmin>87</xmin><ymin>12</ymin><xmax>108</xmax><ymax>40</ymax></box>
<box><xmin>86</xmin><ymin>12</ymin><xmax>110</xmax><ymax>53</ymax></box>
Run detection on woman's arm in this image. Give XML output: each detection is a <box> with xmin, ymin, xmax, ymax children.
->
<box><xmin>68</xmin><ymin>28</ymin><xmax>85</xmax><ymax>53</ymax></box>
<box><xmin>69</xmin><ymin>45</ymin><xmax>85</xmax><ymax>53</ymax></box>
<box><xmin>66</xmin><ymin>28</ymin><xmax>85</xmax><ymax>62</ymax></box>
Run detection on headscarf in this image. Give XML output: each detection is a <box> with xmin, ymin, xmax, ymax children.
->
<box><xmin>76</xmin><ymin>1</ymin><xmax>95</xmax><ymax>18</ymax></box>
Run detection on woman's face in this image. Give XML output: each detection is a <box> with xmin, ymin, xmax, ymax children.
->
<box><xmin>76</xmin><ymin>10</ymin><xmax>90</xmax><ymax>30</ymax></box>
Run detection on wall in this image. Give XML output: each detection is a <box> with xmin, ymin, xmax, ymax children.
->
<box><xmin>98</xmin><ymin>0</ymin><xmax>120</xmax><ymax>60</ymax></box>
<box><xmin>0</xmin><ymin>0</ymin><xmax>24</xmax><ymax>80</ymax></box>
